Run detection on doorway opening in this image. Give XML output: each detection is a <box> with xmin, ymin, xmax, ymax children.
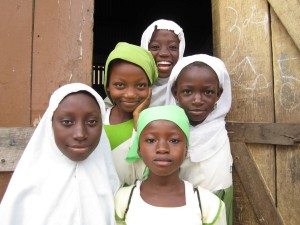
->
<box><xmin>92</xmin><ymin>1</ymin><xmax>213</xmax><ymax>98</ymax></box>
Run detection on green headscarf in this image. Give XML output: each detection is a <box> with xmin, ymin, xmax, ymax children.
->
<box><xmin>126</xmin><ymin>105</ymin><xmax>190</xmax><ymax>162</ymax></box>
<box><xmin>104</xmin><ymin>42</ymin><xmax>158</xmax><ymax>99</ymax></box>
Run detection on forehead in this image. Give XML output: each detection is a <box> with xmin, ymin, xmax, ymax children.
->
<box><xmin>57</xmin><ymin>92</ymin><xmax>99</xmax><ymax>110</ymax></box>
<box><xmin>142</xmin><ymin>120</ymin><xmax>183</xmax><ymax>133</ymax></box>
<box><xmin>177</xmin><ymin>64</ymin><xmax>219</xmax><ymax>84</ymax></box>
<box><xmin>109</xmin><ymin>63</ymin><xmax>148</xmax><ymax>84</ymax></box>
<box><xmin>150</xmin><ymin>29</ymin><xmax>179</xmax><ymax>42</ymax></box>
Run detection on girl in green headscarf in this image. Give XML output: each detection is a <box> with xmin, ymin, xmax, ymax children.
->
<box><xmin>103</xmin><ymin>42</ymin><xmax>158</xmax><ymax>186</ymax></box>
<box><xmin>115</xmin><ymin>105</ymin><xmax>227</xmax><ymax>225</ymax></box>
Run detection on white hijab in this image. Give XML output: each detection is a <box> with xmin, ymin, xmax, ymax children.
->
<box><xmin>141</xmin><ymin>19</ymin><xmax>185</xmax><ymax>107</ymax></box>
<box><xmin>165</xmin><ymin>54</ymin><xmax>232</xmax><ymax>162</ymax></box>
<box><xmin>0</xmin><ymin>83</ymin><xmax>120</xmax><ymax>225</ymax></box>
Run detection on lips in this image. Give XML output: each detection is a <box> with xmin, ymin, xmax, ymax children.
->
<box><xmin>68</xmin><ymin>146</ymin><xmax>89</xmax><ymax>153</ymax></box>
<box><xmin>122</xmin><ymin>101</ymin><xmax>139</xmax><ymax>107</ymax></box>
<box><xmin>157</xmin><ymin>61</ymin><xmax>172</xmax><ymax>73</ymax></box>
<box><xmin>153</xmin><ymin>158</ymin><xmax>172</xmax><ymax>166</ymax></box>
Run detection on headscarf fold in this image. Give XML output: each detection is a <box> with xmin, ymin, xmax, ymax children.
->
<box><xmin>126</xmin><ymin>105</ymin><xmax>190</xmax><ymax>162</ymax></box>
<box><xmin>165</xmin><ymin>54</ymin><xmax>232</xmax><ymax>162</ymax></box>
<box><xmin>0</xmin><ymin>83</ymin><xmax>120</xmax><ymax>225</ymax></box>
<box><xmin>104</xmin><ymin>42</ymin><xmax>158</xmax><ymax>100</ymax></box>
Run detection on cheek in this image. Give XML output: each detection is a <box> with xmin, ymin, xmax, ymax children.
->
<box><xmin>91</xmin><ymin>129</ymin><xmax>102</xmax><ymax>148</ymax></box>
<box><xmin>139</xmin><ymin>88</ymin><xmax>150</xmax><ymax>99</ymax></box>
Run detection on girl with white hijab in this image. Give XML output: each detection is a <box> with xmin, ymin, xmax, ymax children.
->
<box><xmin>0</xmin><ymin>83</ymin><xmax>120</xmax><ymax>225</ymax></box>
<box><xmin>141</xmin><ymin>19</ymin><xmax>185</xmax><ymax>106</ymax></box>
<box><xmin>165</xmin><ymin>54</ymin><xmax>233</xmax><ymax>225</ymax></box>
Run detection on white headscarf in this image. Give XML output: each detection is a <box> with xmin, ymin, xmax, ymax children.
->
<box><xmin>141</xmin><ymin>19</ymin><xmax>185</xmax><ymax>107</ymax></box>
<box><xmin>165</xmin><ymin>54</ymin><xmax>232</xmax><ymax>162</ymax></box>
<box><xmin>0</xmin><ymin>83</ymin><xmax>120</xmax><ymax>225</ymax></box>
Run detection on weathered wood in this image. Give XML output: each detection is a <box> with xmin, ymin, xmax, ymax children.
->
<box><xmin>0</xmin><ymin>172</ymin><xmax>13</xmax><ymax>204</ymax></box>
<box><xmin>212</xmin><ymin>1</ymin><xmax>276</xmax><ymax>224</ymax></box>
<box><xmin>0</xmin><ymin>0</ymin><xmax>33</xmax><ymax>127</ymax></box>
<box><xmin>271</xmin><ymin>6</ymin><xmax>300</xmax><ymax>225</ymax></box>
<box><xmin>0</xmin><ymin>127</ymin><xmax>34</xmax><ymax>172</ymax></box>
<box><xmin>31</xmin><ymin>0</ymin><xmax>94</xmax><ymax>123</ymax></box>
<box><xmin>268</xmin><ymin>0</ymin><xmax>300</xmax><ymax>51</ymax></box>
<box><xmin>231</xmin><ymin>142</ymin><xmax>284</xmax><ymax>225</ymax></box>
<box><xmin>226</xmin><ymin>122</ymin><xmax>300</xmax><ymax>145</ymax></box>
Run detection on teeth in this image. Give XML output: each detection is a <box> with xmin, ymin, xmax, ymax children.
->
<box><xmin>157</xmin><ymin>61</ymin><xmax>171</xmax><ymax>65</ymax></box>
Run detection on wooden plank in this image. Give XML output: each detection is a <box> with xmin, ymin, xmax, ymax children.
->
<box><xmin>271</xmin><ymin>7</ymin><xmax>300</xmax><ymax>225</ymax></box>
<box><xmin>31</xmin><ymin>0</ymin><xmax>94</xmax><ymax>124</ymax></box>
<box><xmin>0</xmin><ymin>172</ymin><xmax>13</xmax><ymax>203</ymax></box>
<box><xmin>212</xmin><ymin>1</ymin><xmax>276</xmax><ymax>224</ymax></box>
<box><xmin>268</xmin><ymin>0</ymin><xmax>300</xmax><ymax>51</ymax></box>
<box><xmin>0</xmin><ymin>0</ymin><xmax>33</xmax><ymax>126</ymax></box>
<box><xmin>0</xmin><ymin>128</ymin><xmax>34</xmax><ymax>172</ymax></box>
<box><xmin>226</xmin><ymin>122</ymin><xmax>300</xmax><ymax>145</ymax></box>
<box><xmin>231</xmin><ymin>142</ymin><xmax>284</xmax><ymax>225</ymax></box>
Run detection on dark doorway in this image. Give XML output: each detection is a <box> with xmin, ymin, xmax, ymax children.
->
<box><xmin>92</xmin><ymin>1</ymin><xmax>213</xmax><ymax>98</ymax></box>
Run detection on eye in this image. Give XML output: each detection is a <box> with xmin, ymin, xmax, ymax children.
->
<box><xmin>204</xmin><ymin>90</ymin><xmax>214</xmax><ymax>95</ymax></box>
<box><xmin>60</xmin><ymin>119</ymin><xmax>74</xmax><ymax>126</ymax></box>
<box><xmin>145</xmin><ymin>138</ymin><xmax>156</xmax><ymax>143</ymax></box>
<box><xmin>114</xmin><ymin>82</ymin><xmax>125</xmax><ymax>89</ymax></box>
<box><xmin>182</xmin><ymin>89</ymin><xmax>192</xmax><ymax>95</ymax></box>
<box><xmin>86</xmin><ymin>119</ymin><xmax>98</xmax><ymax>126</ymax></box>
<box><xmin>137</xmin><ymin>83</ymin><xmax>147</xmax><ymax>89</ymax></box>
<box><xmin>148</xmin><ymin>43</ymin><xmax>160</xmax><ymax>51</ymax></box>
<box><xmin>169</xmin><ymin>44</ymin><xmax>178</xmax><ymax>51</ymax></box>
<box><xmin>170</xmin><ymin>138</ymin><xmax>180</xmax><ymax>144</ymax></box>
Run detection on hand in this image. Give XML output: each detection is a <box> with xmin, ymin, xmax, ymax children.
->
<box><xmin>133</xmin><ymin>87</ymin><xmax>152</xmax><ymax>130</ymax></box>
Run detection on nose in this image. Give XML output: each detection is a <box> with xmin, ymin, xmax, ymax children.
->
<box><xmin>73</xmin><ymin>123</ymin><xmax>87</xmax><ymax>141</ymax></box>
<box><xmin>158</xmin><ymin>47</ymin><xmax>170</xmax><ymax>57</ymax></box>
<box><xmin>192</xmin><ymin>92</ymin><xmax>204</xmax><ymax>105</ymax></box>
<box><xmin>124</xmin><ymin>86</ymin><xmax>137</xmax><ymax>98</ymax></box>
<box><xmin>156</xmin><ymin>139</ymin><xmax>169</xmax><ymax>154</ymax></box>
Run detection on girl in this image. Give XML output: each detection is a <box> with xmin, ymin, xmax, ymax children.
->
<box><xmin>141</xmin><ymin>19</ymin><xmax>185</xmax><ymax>106</ymax></box>
<box><xmin>165</xmin><ymin>54</ymin><xmax>233</xmax><ymax>225</ymax></box>
<box><xmin>0</xmin><ymin>83</ymin><xmax>120</xmax><ymax>225</ymax></box>
<box><xmin>119</xmin><ymin>105</ymin><xmax>226</xmax><ymax>225</ymax></box>
<box><xmin>103</xmin><ymin>42</ymin><xmax>158</xmax><ymax>186</ymax></box>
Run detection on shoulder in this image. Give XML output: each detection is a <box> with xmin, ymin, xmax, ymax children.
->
<box><xmin>195</xmin><ymin>186</ymin><xmax>226</xmax><ymax>225</ymax></box>
<box><xmin>114</xmin><ymin>184</ymin><xmax>137</xmax><ymax>220</ymax></box>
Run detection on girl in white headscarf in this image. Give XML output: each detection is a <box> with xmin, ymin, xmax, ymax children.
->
<box><xmin>165</xmin><ymin>54</ymin><xmax>233</xmax><ymax>225</ymax></box>
<box><xmin>141</xmin><ymin>19</ymin><xmax>185</xmax><ymax>107</ymax></box>
<box><xmin>0</xmin><ymin>83</ymin><xmax>120</xmax><ymax>225</ymax></box>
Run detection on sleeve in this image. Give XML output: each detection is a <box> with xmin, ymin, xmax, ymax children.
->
<box><xmin>114</xmin><ymin>185</ymin><xmax>136</xmax><ymax>223</ymax></box>
<box><xmin>196</xmin><ymin>186</ymin><xmax>227</xmax><ymax>225</ymax></box>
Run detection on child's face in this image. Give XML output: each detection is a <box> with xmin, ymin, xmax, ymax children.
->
<box><xmin>172</xmin><ymin>65</ymin><xmax>222</xmax><ymax>126</ymax></box>
<box><xmin>107</xmin><ymin>61</ymin><xmax>150</xmax><ymax>113</ymax></box>
<box><xmin>52</xmin><ymin>92</ymin><xmax>102</xmax><ymax>161</ymax></box>
<box><xmin>148</xmin><ymin>30</ymin><xmax>180</xmax><ymax>79</ymax></box>
<box><xmin>138</xmin><ymin>120</ymin><xmax>187</xmax><ymax>177</ymax></box>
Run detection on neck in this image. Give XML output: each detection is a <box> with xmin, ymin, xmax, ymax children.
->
<box><xmin>109</xmin><ymin>106</ymin><xmax>133</xmax><ymax>124</ymax></box>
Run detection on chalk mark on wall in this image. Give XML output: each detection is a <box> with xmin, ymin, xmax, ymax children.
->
<box><xmin>226</xmin><ymin>5</ymin><xmax>270</xmax><ymax>95</ymax></box>
<box><xmin>230</xmin><ymin>56</ymin><xmax>270</xmax><ymax>95</ymax></box>
<box><xmin>278</xmin><ymin>55</ymin><xmax>300</xmax><ymax>111</ymax></box>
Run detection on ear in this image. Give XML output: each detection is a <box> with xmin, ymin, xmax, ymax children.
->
<box><xmin>137</xmin><ymin>147</ymin><xmax>142</xmax><ymax>158</ymax></box>
<box><xmin>184</xmin><ymin>146</ymin><xmax>188</xmax><ymax>157</ymax></box>
<box><xmin>171</xmin><ymin>84</ymin><xmax>178</xmax><ymax>102</ymax></box>
<box><xmin>217</xmin><ymin>87</ymin><xmax>223</xmax><ymax>100</ymax></box>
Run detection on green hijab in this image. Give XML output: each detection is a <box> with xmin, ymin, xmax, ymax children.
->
<box><xmin>104</xmin><ymin>42</ymin><xmax>158</xmax><ymax>99</ymax></box>
<box><xmin>126</xmin><ymin>105</ymin><xmax>190</xmax><ymax>162</ymax></box>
